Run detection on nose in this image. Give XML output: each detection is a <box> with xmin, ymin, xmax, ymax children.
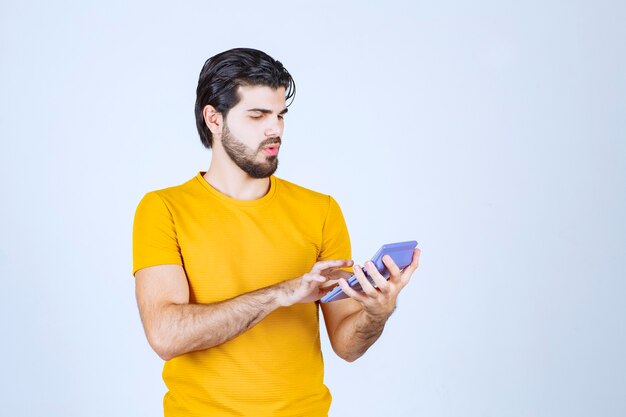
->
<box><xmin>265</xmin><ymin>116</ymin><xmax>283</xmax><ymax>138</ymax></box>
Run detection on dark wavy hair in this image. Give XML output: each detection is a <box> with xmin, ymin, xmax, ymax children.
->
<box><xmin>194</xmin><ymin>48</ymin><xmax>296</xmax><ymax>149</ymax></box>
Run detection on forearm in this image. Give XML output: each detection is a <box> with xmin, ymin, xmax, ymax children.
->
<box><xmin>139</xmin><ymin>259</ymin><xmax>352</xmax><ymax>361</ymax></box>
<box><xmin>150</xmin><ymin>285</ymin><xmax>282</xmax><ymax>360</ymax></box>
<box><xmin>331</xmin><ymin>308</ymin><xmax>393</xmax><ymax>362</ymax></box>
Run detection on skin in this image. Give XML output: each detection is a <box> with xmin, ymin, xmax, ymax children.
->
<box><xmin>134</xmin><ymin>84</ymin><xmax>421</xmax><ymax>362</ymax></box>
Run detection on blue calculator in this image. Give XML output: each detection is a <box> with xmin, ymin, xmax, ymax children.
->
<box><xmin>320</xmin><ymin>240</ymin><xmax>418</xmax><ymax>303</ymax></box>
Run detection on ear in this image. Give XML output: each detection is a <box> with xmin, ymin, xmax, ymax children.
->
<box><xmin>203</xmin><ymin>105</ymin><xmax>223</xmax><ymax>135</ymax></box>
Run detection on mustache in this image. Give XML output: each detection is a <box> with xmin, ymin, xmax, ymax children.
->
<box><xmin>258</xmin><ymin>137</ymin><xmax>281</xmax><ymax>149</ymax></box>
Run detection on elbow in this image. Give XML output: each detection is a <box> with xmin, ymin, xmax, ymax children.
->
<box><xmin>332</xmin><ymin>344</ymin><xmax>363</xmax><ymax>363</ymax></box>
<box><xmin>337</xmin><ymin>351</ymin><xmax>362</xmax><ymax>363</ymax></box>
<box><xmin>329</xmin><ymin>334</ymin><xmax>365</xmax><ymax>363</ymax></box>
<box><xmin>154</xmin><ymin>347</ymin><xmax>175</xmax><ymax>362</ymax></box>
<box><xmin>146</xmin><ymin>330</ymin><xmax>177</xmax><ymax>361</ymax></box>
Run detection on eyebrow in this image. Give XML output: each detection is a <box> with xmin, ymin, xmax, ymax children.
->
<box><xmin>246</xmin><ymin>108</ymin><xmax>289</xmax><ymax>115</ymax></box>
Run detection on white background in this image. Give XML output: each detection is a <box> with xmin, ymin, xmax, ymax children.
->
<box><xmin>1</xmin><ymin>1</ymin><xmax>625</xmax><ymax>416</ymax></box>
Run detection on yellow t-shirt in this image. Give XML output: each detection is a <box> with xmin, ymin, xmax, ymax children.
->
<box><xmin>133</xmin><ymin>172</ymin><xmax>351</xmax><ymax>417</ymax></box>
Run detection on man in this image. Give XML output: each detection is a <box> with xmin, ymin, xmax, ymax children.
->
<box><xmin>132</xmin><ymin>47</ymin><xmax>421</xmax><ymax>416</ymax></box>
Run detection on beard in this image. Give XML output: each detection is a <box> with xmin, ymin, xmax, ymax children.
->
<box><xmin>221</xmin><ymin>123</ymin><xmax>280</xmax><ymax>179</ymax></box>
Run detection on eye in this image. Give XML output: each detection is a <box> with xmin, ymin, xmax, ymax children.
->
<box><xmin>250</xmin><ymin>114</ymin><xmax>263</xmax><ymax>119</ymax></box>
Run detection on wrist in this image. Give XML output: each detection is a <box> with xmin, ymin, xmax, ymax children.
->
<box><xmin>273</xmin><ymin>279</ymin><xmax>296</xmax><ymax>308</ymax></box>
<box><xmin>247</xmin><ymin>281</ymin><xmax>288</xmax><ymax>311</ymax></box>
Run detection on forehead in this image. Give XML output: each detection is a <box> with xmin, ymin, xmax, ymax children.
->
<box><xmin>234</xmin><ymin>85</ymin><xmax>286</xmax><ymax>109</ymax></box>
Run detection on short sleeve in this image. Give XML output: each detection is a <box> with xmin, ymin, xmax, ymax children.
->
<box><xmin>318</xmin><ymin>196</ymin><xmax>352</xmax><ymax>263</ymax></box>
<box><xmin>132</xmin><ymin>191</ymin><xmax>183</xmax><ymax>276</ymax></box>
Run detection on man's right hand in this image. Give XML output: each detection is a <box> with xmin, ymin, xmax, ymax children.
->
<box><xmin>277</xmin><ymin>259</ymin><xmax>354</xmax><ymax>306</ymax></box>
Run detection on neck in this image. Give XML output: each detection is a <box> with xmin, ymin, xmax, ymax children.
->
<box><xmin>203</xmin><ymin>154</ymin><xmax>270</xmax><ymax>201</ymax></box>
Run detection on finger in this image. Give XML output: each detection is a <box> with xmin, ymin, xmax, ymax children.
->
<box><xmin>404</xmin><ymin>248</ymin><xmax>421</xmax><ymax>274</ymax></box>
<box><xmin>320</xmin><ymin>279</ymin><xmax>339</xmax><ymax>289</ymax></box>
<box><xmin>324</xmin><ymin>269</ymin><xmax>353</xmax><ymax>280</ymax></box>
<box><xmin>382</xmin><ymin>255</ymin><xmax>402</xmax><ymax>283</ymax></box>
<box><xmin>364</xmin><ymin>261</ymin><xmax>390</xmax><ymax>293</ymax></box>
<box><xmin>303</xmin><ymin>273</ymin><xmax>327</xmax><ymax>286</ymax></box>
<box><xmin>401</xmin><ymin>248</ymin><xmax>421</xmax><ymax>285</ymax></box>
<box><xmin>353</xmin><ymin>265</ymin><xmax>378</xmax><ymax>297</ymax></box>
<box><xmin>318</xmin><ymin>262</ymin><xmax>355</xmax><ymax>276</ymax></box>
<box><xmin>312</xmin><ymin>259</ymin><xmax>354</xmax><ymax>274</ymax></box>
<box><xmin>338</xmin><ymin>278</ymin><xmax>367</xmax><ymax>303</ymax></box>
<box><xmin>318</xmin><ymin>285</ymin><xmax>336</xmax><ymax>296</ymax></box>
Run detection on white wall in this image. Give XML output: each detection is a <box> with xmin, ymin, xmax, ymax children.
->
<box><xmin>1</xmin><ymin>1</ymin><xmax>624</xmax><ymax>416</ymax></box>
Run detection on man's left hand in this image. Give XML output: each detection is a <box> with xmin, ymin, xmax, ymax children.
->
<box><xmin>337</xmin><ymin>247</ymin><xmax>421</xmax><ymax>321</ymax></box>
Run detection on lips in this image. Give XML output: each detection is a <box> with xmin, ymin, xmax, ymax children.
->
<box><xmin>262</xmin><ymin>144</ymin><xmax>280</xmax><ymax>156</ymax></box>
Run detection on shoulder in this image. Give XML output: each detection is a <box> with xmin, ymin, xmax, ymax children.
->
<box><xmin>274</xmin><ymin>177</ymin><xmax>332</xmax><ymax>203</ymax></box>
<box><xmin>152</xmin><ymin>175</ymin><xmax>199</xmax><ymax>199</ymax></box>
<box><xmin>274</xmin><ymin>176</ymin><xmax>343</xmax><ymax>212</ymax></box>
<box><xmin>137</xmin><ymin>175</ymin><xmax>202</xmax><ymax>210</ymax></box>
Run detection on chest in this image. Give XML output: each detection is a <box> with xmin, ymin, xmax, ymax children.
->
<box><xmin>172</xmin><ymin>202</ymin><xmax>323</xmax><ymax>303</ymax></box>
